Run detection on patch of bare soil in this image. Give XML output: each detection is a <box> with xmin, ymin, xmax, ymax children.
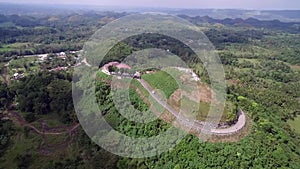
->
<box><xmin>198</xmin><ymin>83</ymin><xmax>213</xmax><ymax>103</ymax></box>
<box><xmin>291</xmin><ymin>64</ymin><xmax>300</xmax><ymax>69</ymax></box>
<box><xmin>169</xmin><ymin>82</ymin><xmax>213</xmax><ymax>106</ymax></box>
<box><xmin>1</xmin><ymin>65</ymin><xmax>10</xmax><ymax>86</ymax></box>
<box><xmin>168</xmin><ymin>83</ymin><xmax>214</xmax><ymax>118</ymax></box>
<box><xmin>167</xmin><ymin>89</ymin><xmax>181</xmax><ymax>112</ymax></box>
<box><xmin>158</xmin><ymin>111</ymin><xmax>176</xmax><ymax>123</ymax></box>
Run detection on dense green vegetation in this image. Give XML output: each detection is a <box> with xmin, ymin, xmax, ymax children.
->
<box><xmin>0</xmin><ymin>9</ymin><xmax>300</xmax><ymax>169</ymax></box>
<box><xmin>95</xmin><ymin>73</ymin><xmax>171</xmax><ymax>138</ymax></box>
<box><xmin>0</xmin><ymin>12</ymin><xmax>125</xmax><ymax>59</ymax></box>
<box><xmin>10</xmin><ymin>71</ymin><xmax>76</xmax><ymax>123</ymax></box>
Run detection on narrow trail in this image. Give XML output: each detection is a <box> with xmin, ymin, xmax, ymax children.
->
<box><xmin>82</xmin><ymin>58</ymin><xmax>91</xmax><ymax>67</ymax></box>
<box><xmin>1</xmin><ymin>59</ymin><xmax>81</xmax><ymax>155</ymax></box>
<box><xmin>7</xmin><ymin>110</ymin><xmax>80</xmax><ymax>135</ymax></box>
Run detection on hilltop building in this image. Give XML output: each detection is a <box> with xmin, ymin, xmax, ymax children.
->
<box><xmin>101</xmin><ymin>61</ymin><xmax>141</xmax><ymax>79</ymax></box>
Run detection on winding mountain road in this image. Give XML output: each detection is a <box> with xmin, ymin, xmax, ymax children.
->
<box><xmin>137</xmin><ymin>79</ymin><xmax>246</xmax><ymax>135</ymax></box>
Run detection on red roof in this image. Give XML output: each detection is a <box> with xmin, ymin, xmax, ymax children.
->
<box><xmin>116</xmin><ymin>63</ymin><xmax>131</xmax><ymax>69</ymax></box>
<box><xmin>103</xmin><ymin>62</ymin><xmax>119</xmax><ymax>69</ymax></box>
<box><xmin>50</xmin><ymin>66</ymin><xmax>67</xmax><ymax>71</ymax></box>
<box><xmin>103</xmin><ymin>62</ymin><xmax>131</xmax><ymax>70</ymax></box>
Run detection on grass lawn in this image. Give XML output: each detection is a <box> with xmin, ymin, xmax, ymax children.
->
<box><xmin>288</xmin><ymin>116</ymin><xmax>300</xmax><ymax>134</ymax></box>
<box><xmin>0</xmin><ymin>132</ymin><xmax>42</xmax><ymax>169</ymax></box>
<box><xmin>142</xmin><ymin>71</ymin><xmax>179</xmax><ymax>99</ymax></box>
<box><xmin>0</xmin><ymin>43</ymin><xmax>31</xmax><ymax>53</ymax></box>
<box><xmin>0</xmin><ymin>47</ymin><xmax>13</xmax><ymax>53</ymax></box>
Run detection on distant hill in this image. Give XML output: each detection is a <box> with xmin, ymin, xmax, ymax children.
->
<box><xmin>0</xmin><ymin>3</ymin><xmax>300</xmax><ymax>23</ymax></box>
<box><xmin>170</xmin><ymin>9</ymin><xmax>300</xmax><ymax>22</ymax></box>
<box><xmin>178</xmin><ymin>15</ymin><xmax>300</xmax><ymax>33</ymax></box>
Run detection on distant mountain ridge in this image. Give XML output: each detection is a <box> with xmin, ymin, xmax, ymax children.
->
<box><xmin>0</xmin><ymin>3</ymin><xmax>300</xmax><ymax>22</ymax></box>
<box><xmin>0</xmin><ymin>10</ymin><xmax>299</xmax><ymax>33</ymax></box>
<box><xmin>178</xmin><ymin>15</ymin><xmax>300</xmax><ymax>33</ymax></box>
<box><xmin>170</xmin><ymin>9</ymin><xmax>300</xmax><ymax>22</ymax></box>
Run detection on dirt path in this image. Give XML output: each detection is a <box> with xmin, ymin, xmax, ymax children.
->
<box><xmin>1</xmin><ymin>59</ymin><xmax>81</xmax><ymax>155</ymax></box>
<box><xmin>82</xmin><ymin>58</ymin><xmax>91</xmax><ymax>67</ymax></box>
<box><xmin>2</xmin><ymin>60</ymin><xmax>79</xmax><ymax>136</ymax></box>
<box><xmin>7</xmin><ymin>110</ymin><xmax>80</xmax><ymax>135</ymax></box>
<box><xmin>1</xmin><ymin>63</ymin><xmax>10</xmax><ymax>86</ymax></box>
<box><xmin>4</xmin><ymin>109</ymin><xmax>81</xmax><ymax>155</ymax></box>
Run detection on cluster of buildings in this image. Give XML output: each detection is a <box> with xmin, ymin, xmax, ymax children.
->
<box><xmin>175</xmin><ymin>67</ymin><xmax>200</xmax><ymax>82</ymax></box>
<box><xmin>11</xmin><ymin>51</ymin><xmax>82</xmax><ymax>81</ymax></box>
<box><xmin>102</xmin><ymin>61</ymin><xmax>141</xmax><ymax>79</ymax></box>
<box><xmin>57</xmin><ymin>52</ymin><xmax>67</xmax><ymax>59</ymax></box>
<box><xmin>49</xmin><ymin>66</ymin><xmax>68</xmax><ymax>72</ymax></box>
<box><xmin>12</xmin><ymin>72</ymin><xmax>24</xmax><ymax>80</ymax></box>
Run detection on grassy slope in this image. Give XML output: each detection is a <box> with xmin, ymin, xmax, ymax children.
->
<box><xmin>179</xmin><ymin>96</ymin><xmax>233</xmax><ymax>122</ymax></box>
<box><xmin>142</xmin><ymin>71</ymin><xmax>179</xmax><ymax>99</ymax></box>
<box><xmin>0</xmin><ymin>43</ymin><xmax>31</xmax><ymax>53</ymax></box>
<box><xmin>288</xmin><ymin>116</ymin><xmax>300</xmax><ymax>134</ymax></box>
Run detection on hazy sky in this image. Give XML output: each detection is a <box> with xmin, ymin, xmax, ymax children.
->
<box><xmin>1</xmin><ymin>0</ymin><xmax>300</xmax><ymax>10</ymax></box>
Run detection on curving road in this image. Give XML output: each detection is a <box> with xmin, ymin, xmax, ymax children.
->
<box><xmin>137</xmin><ymin>79</ymin><xmax>246</xmax><ymax>135</ymax></box>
